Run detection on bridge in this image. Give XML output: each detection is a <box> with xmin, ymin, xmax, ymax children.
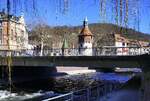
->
<box><xmin>0</xmin><ymin>46</ymin><xmax>150</xmax><ymax>71</ymax></box>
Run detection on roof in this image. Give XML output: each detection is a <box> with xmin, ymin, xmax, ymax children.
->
<box><xmin>114</xmin><ymin>34</ymin><xmax>130</xmax><ymax>43</ymax></box>
<box><xmin>0</xmin><ymin>11</ymin><xmax>21</xmax><ymax>23</ymax></box>
<box><xmin>79</xmin><ymin>17</ymin><xmax>93</xmax><ymax>36</ymax></box>
<box><xmin>114</xmin><ymin>34</ymin><xmax>150</xmax><ymax>47</ymax></box>
<box><xmin>79</xmin><ymin>26</ymin><xmax>93</xmax><ymax>36</ymax></box>
<box><xmin>62</xmin><ymin>39</ymin><xmax>68</xmax><ymax>49</ymax></box>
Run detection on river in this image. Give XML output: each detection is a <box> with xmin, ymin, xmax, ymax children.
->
<box><xmin>0</xmin><ymin>72</ymin><xmax>134</xmax><ymax>101</ymax></box>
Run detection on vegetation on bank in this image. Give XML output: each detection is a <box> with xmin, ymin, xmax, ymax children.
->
<box><xmin>29</xmin><ymin>23</ymin><xmax>150</xmax><ymax>48</ymax></box>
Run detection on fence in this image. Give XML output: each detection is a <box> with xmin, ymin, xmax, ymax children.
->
<box><xmin>42</xmin><ymin>82</ymin><xmax>123</xmax><ymax>101</ymax></box>
<box><xmin>0</xmin><ymin>46</ymin><xmax>150</xmax><ymax>56</ymax></box>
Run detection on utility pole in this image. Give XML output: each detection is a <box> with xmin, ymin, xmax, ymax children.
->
<box><xmin>7</xmin><ymin>0</ymin><xmax>12</xmax><ymax>92</ymax></box>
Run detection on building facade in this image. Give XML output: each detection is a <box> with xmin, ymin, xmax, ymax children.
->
<box><xmin>114</xmin><ymin>34</ymin><xmax>149</xmax><ymax>55</ymax></box>
<box><xmin>0</xmin><ymin>11</ymin><xmax>28</xmax><ymax>50</ymax></box>
<box><xmin>78</xmin><ymin>17</ymin><xmax>93</xmax><ymax>56</ymax></box>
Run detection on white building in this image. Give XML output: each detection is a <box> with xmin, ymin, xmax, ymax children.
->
<box><xmin>114</xmin><ymin>34</ymin><xmax>129</xmax><ymax>55</ymax></box>
<box><xmin>78</xmin><ymin>17</ymin><xmax>93</xmax><ymax>56</ymax></box>
<box><xmin>114</xmin><ymin>34</ymin><xmax>150</xmax><ymax>55</ymax></box>
<box><xmin>0</xmin><ymin>11</ymin><xmax>28</xmax><ymax>50</ymax></box>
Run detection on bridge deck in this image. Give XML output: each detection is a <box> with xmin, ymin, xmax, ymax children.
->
<box><xmin>0</xmin><ymin>54</ymin><xmax>149</xmax><ymax>69</ymax></box>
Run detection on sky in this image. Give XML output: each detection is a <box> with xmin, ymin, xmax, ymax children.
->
<box><xmin>0</xmin><ymin>0</ymin><xmax>150</xmax><ymax>34</ymax></box>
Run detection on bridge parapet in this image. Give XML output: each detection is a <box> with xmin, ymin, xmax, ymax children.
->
<box><xmin>0</xmin><ymin>46</ymin><xmax>149</xmax><ymax>57</ymax></box>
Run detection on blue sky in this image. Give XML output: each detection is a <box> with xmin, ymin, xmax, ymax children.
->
<box><xmin>0</xmin><ymin>0</ymin><xmax>150</xmax><ymax>34</ymax></box>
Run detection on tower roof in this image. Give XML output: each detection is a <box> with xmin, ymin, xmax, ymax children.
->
<box><xmin>79</xmin><ymin>17</ymin><xmax>93</xmax><ymax>36</ymax></box>
<box><xmin>62</xmin><ymin>38</ymin><xmax>68</xmax><ymax>49</ymax></box>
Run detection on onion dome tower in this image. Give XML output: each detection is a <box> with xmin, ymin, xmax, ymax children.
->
<box><xmin>78</xmin><ymin>17</ymin><xmax>93</xmax><ymax>56</ymax></box>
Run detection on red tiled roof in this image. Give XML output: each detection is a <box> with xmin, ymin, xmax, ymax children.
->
<box><xmin>79</xmin><ymin>26</ymin><xmax>93</xmax><ymax>36</ymax></box>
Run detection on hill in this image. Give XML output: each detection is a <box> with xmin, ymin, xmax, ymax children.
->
<box><xmin>29</xmin><ymin>23</ymin><xmax>150</xmax><ymax>48</ymax></box>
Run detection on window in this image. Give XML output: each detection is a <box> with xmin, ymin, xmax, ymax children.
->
<box><xmin>11</xmin><ymin>29</ymin><xmax>13</xmax><ymax>40</ymax></box>
<box><xmin>122</xmin><ymin>42</ymin><xmax>125</xmax><ymax>46</ymax></box>
<box><xmin>127</xmin><ymin>43</ymin><xmax>129</xmax><ymax>46</ymax></box>
<box><xmin>0</xmin><ymin>29</ymin><xmax>2</xmax><ymax>44</ymax></box>
<box><xmin>21</xmin><ymin>30</ymin><xmax>24</xmax><ymax>36</ymax></box>
<box><xmin>0</xmin><ymin>22</ymin><xmax>2</xmax><ymax>26</ymax></box>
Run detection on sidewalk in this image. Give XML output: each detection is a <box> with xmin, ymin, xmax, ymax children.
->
<box><xmin>99</xmin><ymin>89</ymin><xmax>141</xmax><ymax>101</ymax></box>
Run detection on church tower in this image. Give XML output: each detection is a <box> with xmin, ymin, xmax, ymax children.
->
<box><xmin>78</xmin><ymin>17</ymin><xmax>93</xmax><ymax>56</ymax></box>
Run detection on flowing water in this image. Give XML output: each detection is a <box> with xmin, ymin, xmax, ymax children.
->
<box><xmin>93</xmin><ymin>72</ymin><xmax>133</xmax><ymax>83</ymax></box>
<box><xmin>0</xmin><ymin>72</ymin><xmax>134</xmax><ymax>101</ymax></box>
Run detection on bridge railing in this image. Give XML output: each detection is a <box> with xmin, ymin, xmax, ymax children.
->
<box><xmin>93</xmin><ymin>46</ymin><xmax>150</xmax><ymax>56</ymax></box>
<box><xmin>0</xmin><ymin>46</ymin><xmax>149</xmax><ymax>56</ymax></box>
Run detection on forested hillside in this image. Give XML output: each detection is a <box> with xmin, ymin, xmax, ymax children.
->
<box><xmin>29</xmin><ymin>23</ymin><xmax>150</xmax><ymax>48</ymax></box>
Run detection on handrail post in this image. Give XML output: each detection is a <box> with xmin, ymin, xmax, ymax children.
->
<box><xmin>87</xmin><ymin>87</ymin><xmax>90</xmax><ymax>101</ymax></box>
<box><xmin>97</xmin><ymin>85</ymin><xmax>100</xmax><ymax>100</ymax></box>
<box><xmin>71</xmin><ymin>92</ymin><xmax>74</xmax><ymax>101</ymax></box>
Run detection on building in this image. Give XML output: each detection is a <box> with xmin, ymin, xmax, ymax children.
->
<box><xmin>114</xmin><ymin>34</ymin><xmax>149</xmax><ymax>55</ymax></box>
<box><xmin>78</xmin><ymin>17</ymin><xmax>93</xmax><ymax>56</ymax></box>
<box><xmin>114</xmin><ymin>34</ymin><xmax>149</xmax><ymax>47</ymax></box>
<box><xmin>0</xmin><ymin>11</ymin><xmax>28</xmax><ymax>50</ymax></box>
<box><xmin>114</xmin><ymin>34</ymin><xmax>130</xmax><ymax>55</ymax></box>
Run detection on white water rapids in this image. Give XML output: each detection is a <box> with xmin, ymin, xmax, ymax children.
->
<box><xmin>0</xmin><ymin>90</ymin><xmax>55</xmax><ymax>101</ymax></box>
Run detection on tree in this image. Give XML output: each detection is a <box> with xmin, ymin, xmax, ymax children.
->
<box><xmin>31</xmin><ymin>23</ymin><xmax>52</xmax><ymax>56</ymax></box>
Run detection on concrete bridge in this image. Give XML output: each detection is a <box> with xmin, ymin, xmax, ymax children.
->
<box><xmin>0</xmin><ymin>47</ymin><xmax>150</xmax><ymax>87</ymax></box>
<box><xmin>0</xmin><ymin>54</ymin><xmax>149</xmax><ymax>71</ymax></box>
<box><xmin>0</xmin><ymin>46</ymin><xmax>150</xmax><ymax>71</ymax></box>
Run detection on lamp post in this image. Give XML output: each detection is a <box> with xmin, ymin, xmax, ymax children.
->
<box><xmin>40</xmin><ymin>32</ymin><xmax>44</xmax><ymax>56</ymax></box>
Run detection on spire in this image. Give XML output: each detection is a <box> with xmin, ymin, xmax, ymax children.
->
<box><xmin>20</xmin><ymin>12</ymin><xmax>24</xmax><ymax>18</ymax></box>
<box><xmin>85</xmin><ymin>16</ymin><xmax>88</xmax><ymax>22</ymax></box>
<box><xmin>83</xmin><ymin>17</ymin><xmax>88</xmax><ymax>27</ymax></box>
<box><xmin>79</xmin><ymin>17</ymin><xmax>92</xmax><ymax>36</ymax></box>
<box><xmin>62</xmin><ymin>38</ymin><xmax>68</xmax><ymax>49</ymax></box>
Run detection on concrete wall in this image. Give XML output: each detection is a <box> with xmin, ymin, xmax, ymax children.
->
<box><xmin>0</xmin><ymin>54</ymin><xmax>149</xmax><ymax>69</ymax></box>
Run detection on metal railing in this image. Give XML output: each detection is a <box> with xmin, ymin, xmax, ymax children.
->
<box><xmin>0</xmin><ymin>46</ymin><xmax>149</xmax><ymax>57</ymax></box>
<box><xmin>42</xmin><ymin>82</ymin><xmax>123</xmax><ymax>101</ymax></box>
